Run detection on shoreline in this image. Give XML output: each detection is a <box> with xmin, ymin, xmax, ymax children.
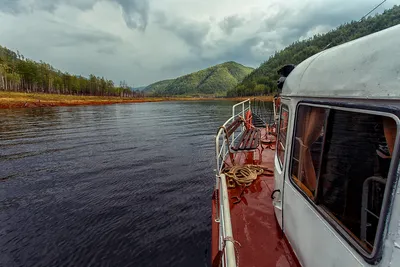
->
<box><xmin>0</xmin><ymin>92</ymin><xmax>273</xmax><ymax>109</ymax></box>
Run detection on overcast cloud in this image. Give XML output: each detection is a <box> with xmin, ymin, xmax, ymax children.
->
<box><xmin>0</xmin><ymin>0</ymin><xmax>396</xmax><ymax>86</ymax></box>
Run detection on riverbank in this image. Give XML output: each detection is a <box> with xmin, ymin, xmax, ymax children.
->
<box><xmin>0</xmin><ymin>92</ymin><xmax>273</xmax><ymax>109</ymax></box>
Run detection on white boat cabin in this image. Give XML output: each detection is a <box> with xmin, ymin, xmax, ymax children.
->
<box><xmin>274</xmin><ymin>24</ymin><xmax>400</xmax><ymax>266</ymax></box>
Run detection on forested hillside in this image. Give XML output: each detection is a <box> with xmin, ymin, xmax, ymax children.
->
<box><xmin>144</xmin><ymin>79</ymin><xmax>175</xmax><ymax>94</ymax></box>
<box><xmin>145</xmin><ymin>61</ymin><xmax>253</xmax><ymax>96</ymax></box>
<box><xmin>228</xmin><ymin>5</ymin><xmax>400</xmax><ymax>97</ymax></box>
<box><xmin>0</xmin><ymin>46</ymin><xmax>138</xmax><ymax>97</ymax></box>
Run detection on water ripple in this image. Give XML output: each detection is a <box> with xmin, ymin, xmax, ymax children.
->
<box><xmin>0</xmin><ymin>101</ymin><xmax>239</xmax><ymax>267</ymax></box>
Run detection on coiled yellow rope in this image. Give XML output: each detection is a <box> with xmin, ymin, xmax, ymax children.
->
<box><xmin>224</xmin><ymin>165</ymin><xmax>264</xmax><ymax>188</ymax></box>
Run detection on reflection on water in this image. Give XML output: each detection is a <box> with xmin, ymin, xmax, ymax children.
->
<box><xmin>0</xmin><ymin>101</ymin><xmax>236</xmax><ymax>267</ymax></box>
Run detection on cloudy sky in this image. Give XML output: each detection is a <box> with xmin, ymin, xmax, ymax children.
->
<box><xmin>0</xmin><ymin>0</ymin><xmax>396</xmax><ymax>86</ymax></box>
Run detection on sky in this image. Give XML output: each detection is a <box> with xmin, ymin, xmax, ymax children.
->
<box><xmin>0</xmin><ymin>0</ymin><xmax>396</xmax><ymax>87</ymax></box>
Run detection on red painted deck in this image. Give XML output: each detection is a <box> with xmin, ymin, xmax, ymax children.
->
<box><xmin>212</xmin><ymin>131</ymin><xmax>300</xmax><ymax>267</ymax></box>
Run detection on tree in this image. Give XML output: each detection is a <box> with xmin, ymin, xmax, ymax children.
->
<box><xmin>0</xmin><ymin>45</ymin><xmax>137</xmax><ymax>98</ymax></box>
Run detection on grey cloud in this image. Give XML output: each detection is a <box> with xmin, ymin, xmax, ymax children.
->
<box><xmin>174</xmin><ymin>22</ymin><xmax>210</xmax><ymax>50</ymax></box>
<box><xmin>160</xmin><ymin>36</ymin><xmax>261</xmax><ymax>77</ymax></box>
<box><xmin>113</xmin><ymin>0</ymin><xmax>149</xmax><ymax>31</ymax></box>
<box><xmin>219</xmin><ymin>15</ymin><xmax>245</xmax><ymax>35</ymax></box>
<box><xmin>0</xmin><ymin>0</ymin><xmax>149</xmax><ymax>31</ymax></box>
<box><xmin>97</xmin><ymin>46</ymin><xmax>116</xmax><ymax>55</ymax></box>
<box><xmin>155</xmin><ymin>1</ymin><xmax>386</xmax><ymax>83</ymax></box>
<box><xmin>159</xmin><ymin>16</ymin><xmax>211</xmax><ymax>53</ymax></box>
<box><xmin>0</xmin><ymin>0</ymin><xmax>25</xmax><ymax>13</ymax></box>
<box><xmin>260</xmin><ymin>2</ymin><xmax>369</xmax><ymax>46</ymax></box>
<box><xmin>152</xmin><ymin>4</ymin><xmax>360</xmax><ymax>82</ymax></box>
<box><xmin>158</xmin><ymin>1</ymin><xmax>372</xmax><ymax>72</ymax></box>
<box><xmin>0</xmin><ymin>0</ymin><xmax>97</xmax><ymax>13</ymax></box>
<box><xmin>42</xmin><ymin>15</ymin><xmax>122</xmax><ymax>48</ymax></box>
<box><xmin>53</xmin><ymin>30</ymin><xmax>122</xmax><ymax>47</ymax></box>
<box><xmin>34</xmin><ymin>0</ymin><xmax>66</xmax><ymax>12</ymax></box>
<box><xmin>206</xmin><ymin>37</ymin><xmax>264</xmax><ymax>69</ymax></box>
<box><xmin>223</xmin><ymin>37</ymin><xmax>263</xmax><ymax>65</ymax></box>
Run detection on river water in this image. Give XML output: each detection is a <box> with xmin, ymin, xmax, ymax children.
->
<box><xmin>0</xmin><ymin>101</ymin><xmax>236</xmax><ymax>267</ymax></box>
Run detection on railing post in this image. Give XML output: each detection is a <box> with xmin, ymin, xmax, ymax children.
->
<box><xmin>220</xmin><ymin>174</ymin><xmax>237</xmax><ymax>267</ymax></box>
<box><xmin>249</xmin><ymin>100</ymin><xmax>251</xmax><ymax>113</ymax></box>
<box><xmin>216</xmin><ymin>131</ymin><xmax>220</xmax><ymax>172</ymax></box>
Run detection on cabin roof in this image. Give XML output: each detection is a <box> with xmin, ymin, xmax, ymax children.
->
<box><xmin>282</xmin><ymin>25</ymin><xmax>400</xmax><ymax>99</ymax></box>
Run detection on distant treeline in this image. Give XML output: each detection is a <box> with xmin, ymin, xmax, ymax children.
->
<box><xmin>0</xmin><ymin>46</ymin><xmax>141</xmax><ymax>97</ymax></box>
<box><xmin>227</xmin><ymin>5</ymin><xmax>400</xmax><ymax>97</ymax></box>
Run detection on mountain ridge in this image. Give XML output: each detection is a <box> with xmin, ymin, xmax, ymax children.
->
<box><xmin>145</xmin><ymin>61</ymin><xmax>253</xmax><ymax>96</ymax></box>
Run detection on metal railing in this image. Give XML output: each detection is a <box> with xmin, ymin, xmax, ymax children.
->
<box><xmin>232</xmin><ymin>99</ymin><xmax>251</xmax><ymax>118</ymax></box>
<box><xmin>218</xmin><ymin>174</ymin><xmax>237</xmax><ymax>267</ymax></box>
<box><xmin>216</xmin><ymin>99</ymin><xmax>250</xmax><ymax>174</ymax></box>
<box><xmin>214</xmin><ymin>99</ymin><xmax>250</xmax><ymax>267</ymax></box>
<box><xmin>250</xmin><ymin>98</ymin><xmax>275</xmax><ymax>127</ymax></box>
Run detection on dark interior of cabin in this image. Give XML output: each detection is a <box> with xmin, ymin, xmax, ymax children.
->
<box><xmin>292</xmin><ymin>106</ymin><xmax>397</xmax><ymax>252</ymax></box>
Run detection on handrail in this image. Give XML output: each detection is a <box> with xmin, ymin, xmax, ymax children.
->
<box><xmin>250</xmin><ymin>98</ymin><xmax>275</xmax><ymax>127</ymax></box>
<box><xmin>216</xmin><ymin>127</ymin><xmax>228</xmax><ymax>173</ymax></box>
<box><xmin>215</xmin><ymin>99</ymin><xmax>250</xmax><ymax>173</ymax></box>
<box><xmin>232</xmin><ymin>99</ymin><xmax>251</xmax><ymax>119</ymax></box>
<box><xmin>231</xmin><ymin>99</ymin><xmax>250</xmax><ymax>147</ymax></box>
<box><xmin>214</xmin><ymin>99</ymin><xmax>250</xmax><ymax>267</ymax></box>
<box><xmin>219</xmin><ymin>174</ymin><xmax>237</xmax><ymax>267</ymax></box>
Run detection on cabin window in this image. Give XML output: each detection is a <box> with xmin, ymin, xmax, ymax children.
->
<box><xmin>277</xmin><ymin>105</ymin><xmax>289</xmax><ymax>167</ymax></box>
<box><xmin>290</xmin><ymin>104</ymin><xmax>397</xmax><ymax>255</ymax></box>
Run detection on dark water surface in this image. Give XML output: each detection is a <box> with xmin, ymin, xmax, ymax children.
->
<box><xmin>0</xmin><ymin>101</ymin><xmax>235</xmax><ymax>267</ymax></box>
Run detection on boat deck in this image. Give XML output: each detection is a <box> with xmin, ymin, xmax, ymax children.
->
<box><xmin>212</xmin><ymin>130</ymin><xmax>300</xmax><ymax>267</ymax></box>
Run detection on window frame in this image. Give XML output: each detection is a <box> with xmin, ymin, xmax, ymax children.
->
<box><xmin>288</xmin><ymin>100</ymin><xmax>400</xmax><ymax>264</ymax></box>
<box><xmin>277</xmin><ymin>104</ymin><xmax>290</xmax><ymax>169</ymax></box>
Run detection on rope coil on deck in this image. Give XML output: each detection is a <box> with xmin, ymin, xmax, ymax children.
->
<box><xmin>224</xmin><ymin>165</ymin><xmax>264</xmax><ymax>188</ymax></box>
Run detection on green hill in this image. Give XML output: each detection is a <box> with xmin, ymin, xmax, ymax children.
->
<box><xmin>144</xmin><ymin>79</ymin><xmax>174</xmax><ymax>94</ymax></box>
<box><xmin>228</xmin><ymin>5</ymin><xmax>400</xmax><ymax>97</ymax></box>
<box><xmin>145</xmin><ymin>61</ymin><xmax>253</xmax><ymax>96</ymax></box>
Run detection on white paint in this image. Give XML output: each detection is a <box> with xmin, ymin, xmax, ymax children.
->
<box><xmin>283</xmin><ymin>181</ymin><xmax>364</xmax><ymax>267</ymax></box>
<box><xmin>273</xmin><ymin>98</ymin><xmax>292</xmax><ymax>229</ymax></box>
<box><xmin>282</xmin><ymin>25</ymin><xmax>400</xmax><ymax>99</ymax></box>
<box><xmin>280</xmin><ymin>95</ymin><xmax>370</xmax><ymax>267</ymax></box>
<box><xmin>278</xmin><ymin>97</ymin><xmax>400</xmax><ymax>266</ymax></box>
<box><xmin>278</xmin><ymin>26</ymin><xmax>400</xmax><ymax>265</ymax></box>
<box><xmin>273</xmin><ymin>154</ymin><xmax>283</xmax><ymax>228</ymax></box>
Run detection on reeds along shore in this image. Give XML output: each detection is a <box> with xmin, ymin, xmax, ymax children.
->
<box><xmin>0</xmin><ymin>92</ymin><xmax>273</xmax><ymax>109</ymax></box>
